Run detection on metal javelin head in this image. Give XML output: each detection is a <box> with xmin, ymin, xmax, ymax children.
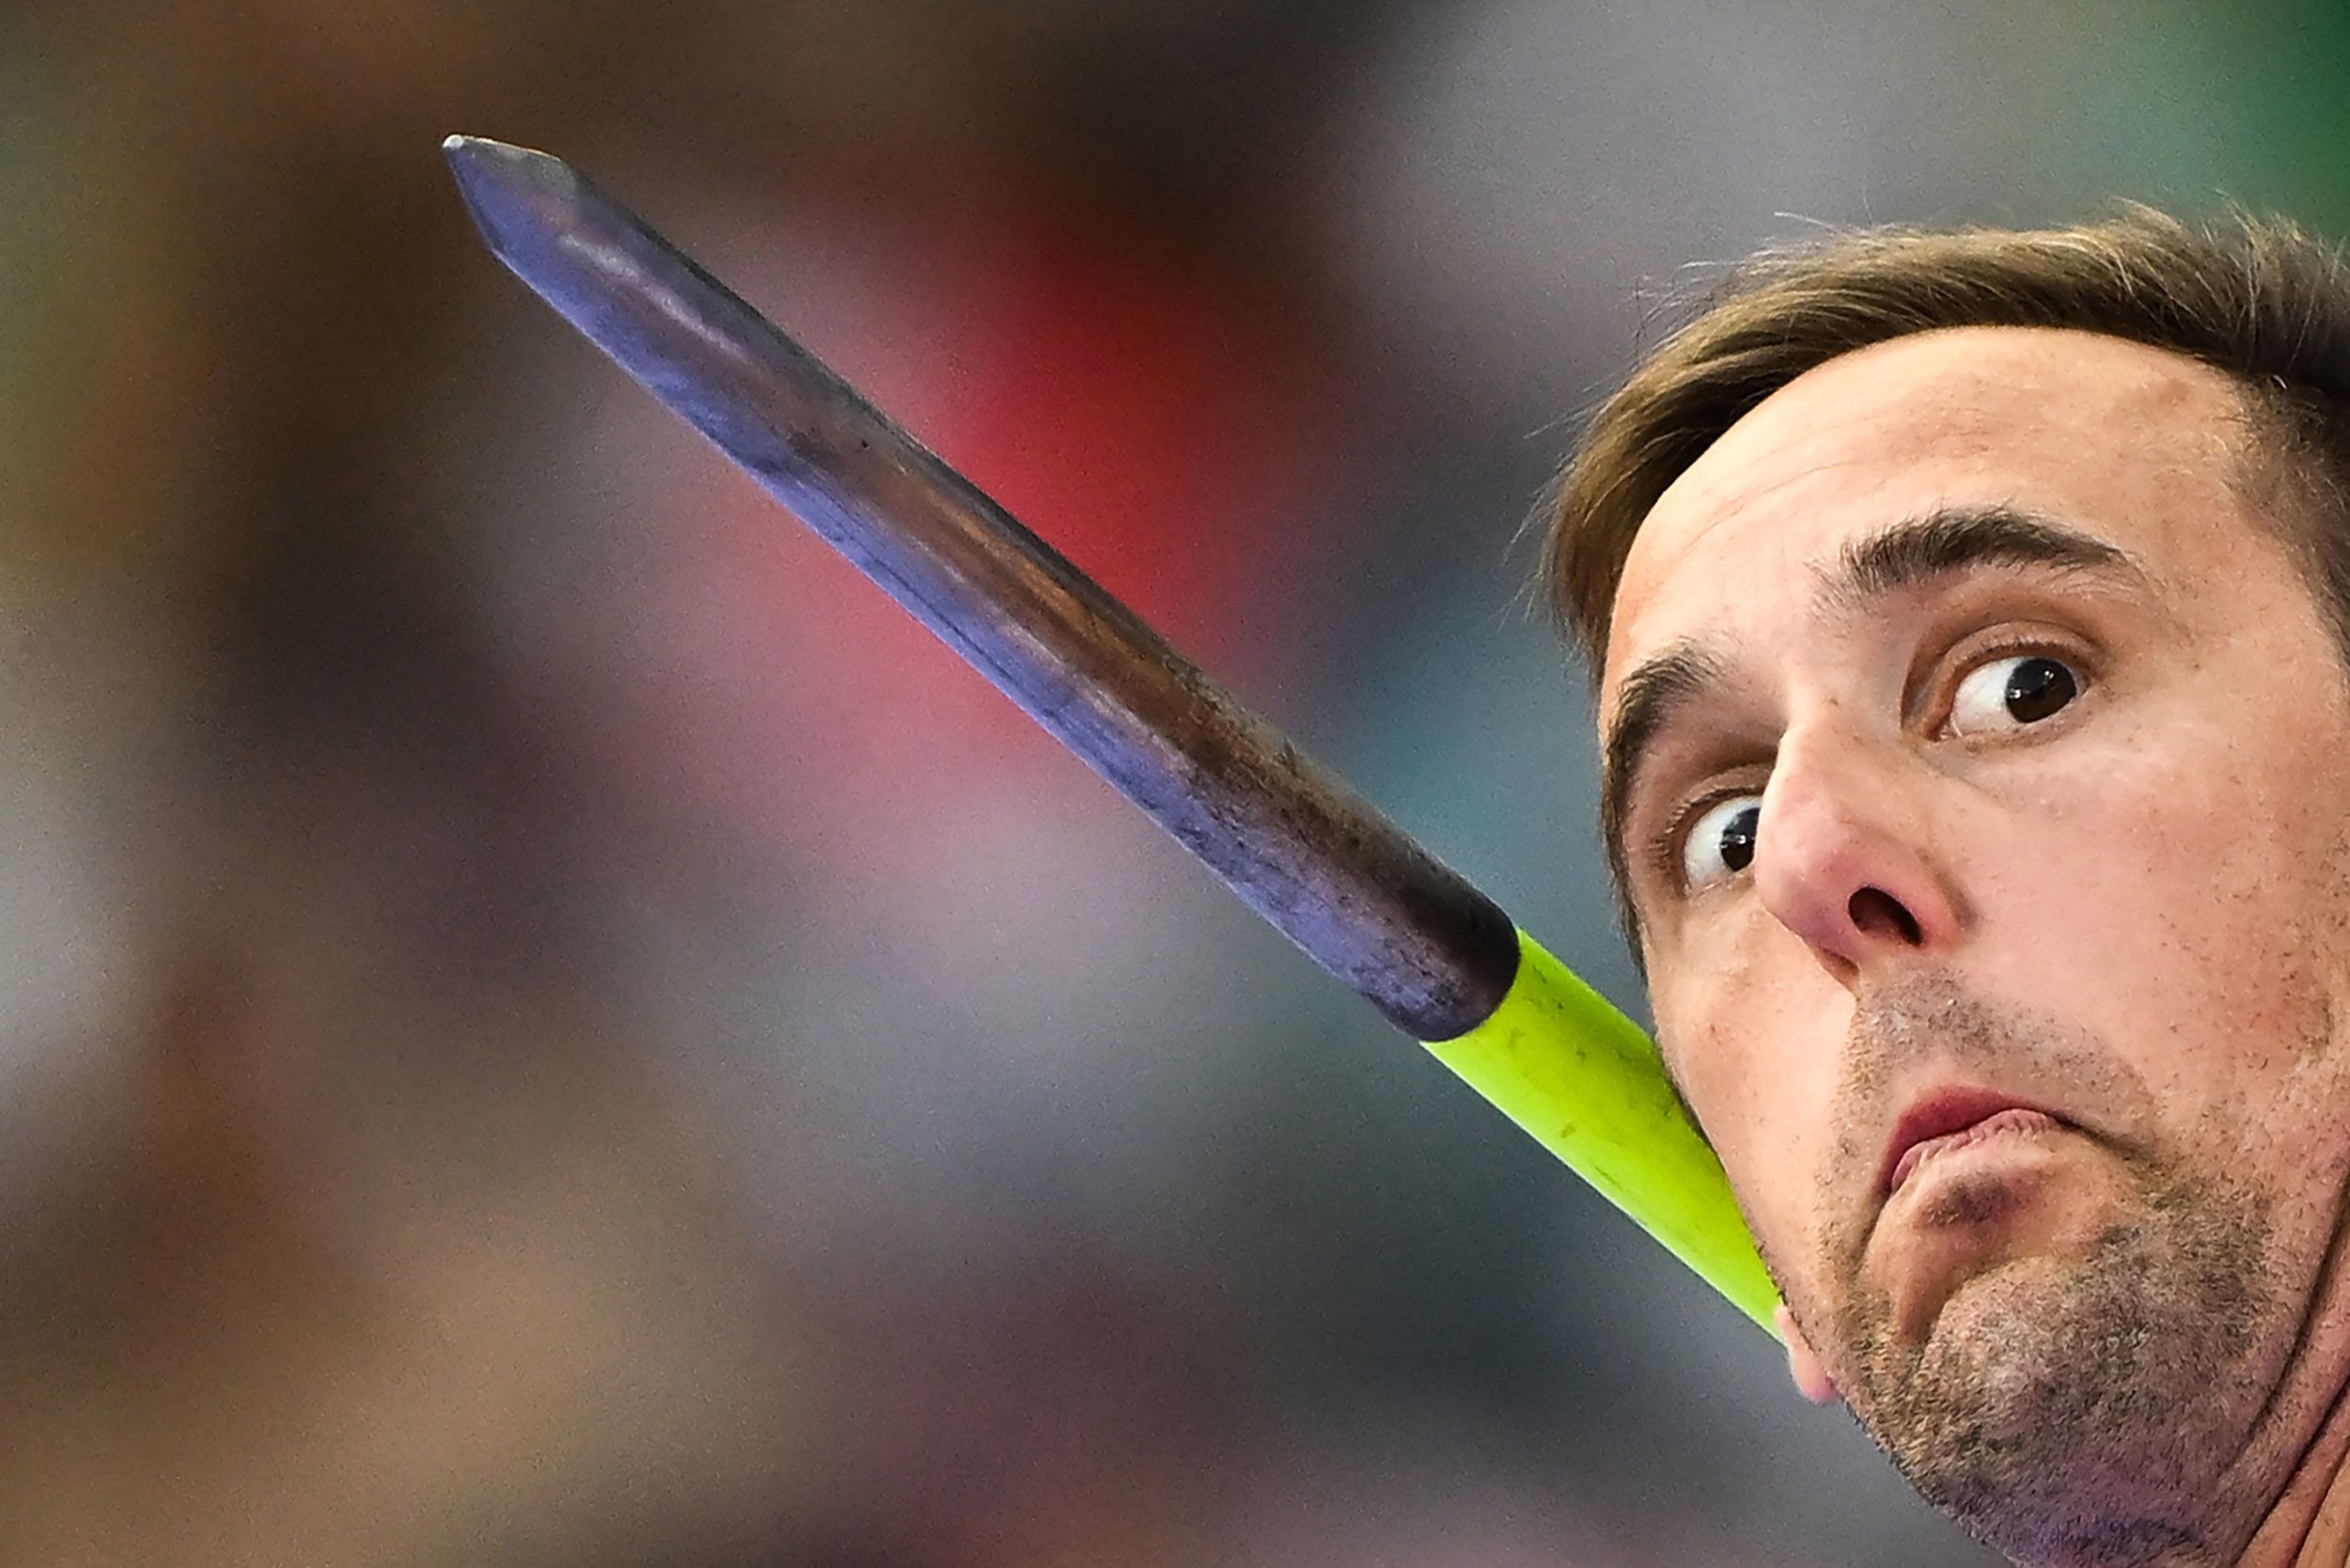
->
<box><xmin>441</xmin><ymin>135</ymin><xmax>1522</xmax><ymax>1043</ymax></box>
<box><xmin>441</xmin><ymin>136</ymin><xmax>1779</xmax><ymax>1331</ymax></box>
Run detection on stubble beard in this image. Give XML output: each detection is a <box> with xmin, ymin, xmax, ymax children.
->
<box><xmin>1833</xmin><ymin>1135</ymin><xmax>2278</xmax><ymax>1567</ymax></box>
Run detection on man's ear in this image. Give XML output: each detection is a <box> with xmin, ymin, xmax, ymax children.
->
<box><xmin>1774</xmin><ymin>1303</ymin><xmax>1840</xmax><ymax>1405</ymax></box>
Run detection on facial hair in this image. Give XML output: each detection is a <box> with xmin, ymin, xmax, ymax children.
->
<box><xmin>1811</xmin><ymin>981</ymin><xmax>2280</xmax><ymax>1568</ymax></box>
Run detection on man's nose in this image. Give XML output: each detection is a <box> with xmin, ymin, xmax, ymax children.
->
<box><xmin>1752</xmin><ymin>725</ymin><xmax>1964</xmax><ymax>987</ymax></box>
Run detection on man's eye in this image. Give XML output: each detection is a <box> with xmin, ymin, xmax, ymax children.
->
<box><xmin>1948</xmin><ymin>652</ymin><xmax>2081</xmax><ymax>736</ymax></box>
<box><xmin>1680</xmin><ymin>793</ymin><xmax>1762</xmax><ymax>890</ymax></box>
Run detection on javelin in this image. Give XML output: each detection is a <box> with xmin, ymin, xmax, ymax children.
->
<box><xmin>441</xmin><ymin>134</ymin><xmax>1778</xmax><ymax>1332</ymax></box>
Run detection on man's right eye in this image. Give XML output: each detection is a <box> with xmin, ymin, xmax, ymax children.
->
<box><xmin>1680</xmin><ymin>793</ymin><xmax>1762</xmax><ymax>890</ymax></box>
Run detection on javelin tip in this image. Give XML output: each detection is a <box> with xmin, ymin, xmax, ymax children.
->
<box><xmin>441</xmin><ymin>135</ymin><xmax>587</xmax><ymax>264</ymax></box>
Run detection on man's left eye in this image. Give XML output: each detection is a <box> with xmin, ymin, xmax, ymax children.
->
<box><xmin>1947</xmin><ymin>652</ymin><xmax>2081</xmax><ymax>736</ymax></box>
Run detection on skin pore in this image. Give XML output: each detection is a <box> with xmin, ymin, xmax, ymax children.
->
<box><xmin>1595</xmin><ymin>327</ymin><xmax>2350</xmax><ymax>1567</ymax></box>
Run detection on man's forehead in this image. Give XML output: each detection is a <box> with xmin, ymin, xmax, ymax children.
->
<box><xmin>1598</xmin><ymin>326</ymin><xmax>2245</xmax><ymax>709</ymax></box>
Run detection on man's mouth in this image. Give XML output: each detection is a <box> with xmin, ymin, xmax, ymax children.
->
<box><xmin>1880</xmin><ymin>1089</ymin><xmax>2066</xmax><ymax>1199</ymax></box>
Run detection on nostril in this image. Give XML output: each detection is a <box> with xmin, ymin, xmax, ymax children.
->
<box><xmin>1848</xmin><ymin>886</ymin><xmax>1923</xmax><ymax>946</ymax></box>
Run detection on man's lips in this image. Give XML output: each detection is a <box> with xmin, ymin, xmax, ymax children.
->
<box><xmin>1880</xmin><ymin>1090</ymin><xmax>2067</xmax><ymax>1199</ymax></box>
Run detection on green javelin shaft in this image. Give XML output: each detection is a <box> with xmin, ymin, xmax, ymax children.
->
<box><xmin>442</xmin><ymin>135</ymin><xmax>1779</xmax><ymax>1333</ymax></box>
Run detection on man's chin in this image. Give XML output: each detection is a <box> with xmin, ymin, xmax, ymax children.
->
<box><xmin>1855</xmin><ymin>1248</ymin><xmax>2075</xmax><ymax>1435</ymax></box>
<box><xmin>1835</xmin><ymin>1171</ymin><xmax>2275</xmax><ymax>1566</ymax></box>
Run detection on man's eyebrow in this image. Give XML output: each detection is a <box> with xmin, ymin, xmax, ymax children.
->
<box><xmin>1599</xmin><ymin>639</ymin><xmax>1725</xmax><ymax>906</ymax></box>
<box><xmin>1594</xmin><ymin>507</ymin><xmax>2142</xmax><ymax>933</ymax></box>
<box><xmin>1820</xmin><ymin>505</ymin><xmax>2145</xmax><ymax>613</ymax></box>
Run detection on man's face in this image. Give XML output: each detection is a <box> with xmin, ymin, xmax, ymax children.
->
<box><xmin>1599</xmin><ymin>327</ymin><xmax>2350</xmax><ymax>1563</ymax></box>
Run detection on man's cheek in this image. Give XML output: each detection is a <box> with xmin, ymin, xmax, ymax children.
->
<box><xmin>1987</xmin><ymin>773</ymin><xmax>2331</xmax><ymax>1055</ymax></box>
<box><xmin>1664</xmin><ymin>1010</ymin><xmax>1842</xmax><ymax>1299</ymax></box>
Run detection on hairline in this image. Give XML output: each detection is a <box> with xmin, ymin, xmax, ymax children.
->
<box><xmin>1590</xmin><ymin>342</ymin><xmax>2337</xmax><ymax>956</ymax></box>
<box><xmin>1590</xmin><ymin>329</ymin><xmax>2311</xmax><ymax>669</ymax></box>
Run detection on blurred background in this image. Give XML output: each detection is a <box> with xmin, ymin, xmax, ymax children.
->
<box><xmin>3</xmin><ymin>2</ymin><xmax>2345</xmax><ymax>1562</ymax></box>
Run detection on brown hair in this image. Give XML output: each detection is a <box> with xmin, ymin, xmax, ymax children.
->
<box><xmin>1541</xmin><ymin>207</ymin><xmax>2350</xmax><ymax>680</ymax></box>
